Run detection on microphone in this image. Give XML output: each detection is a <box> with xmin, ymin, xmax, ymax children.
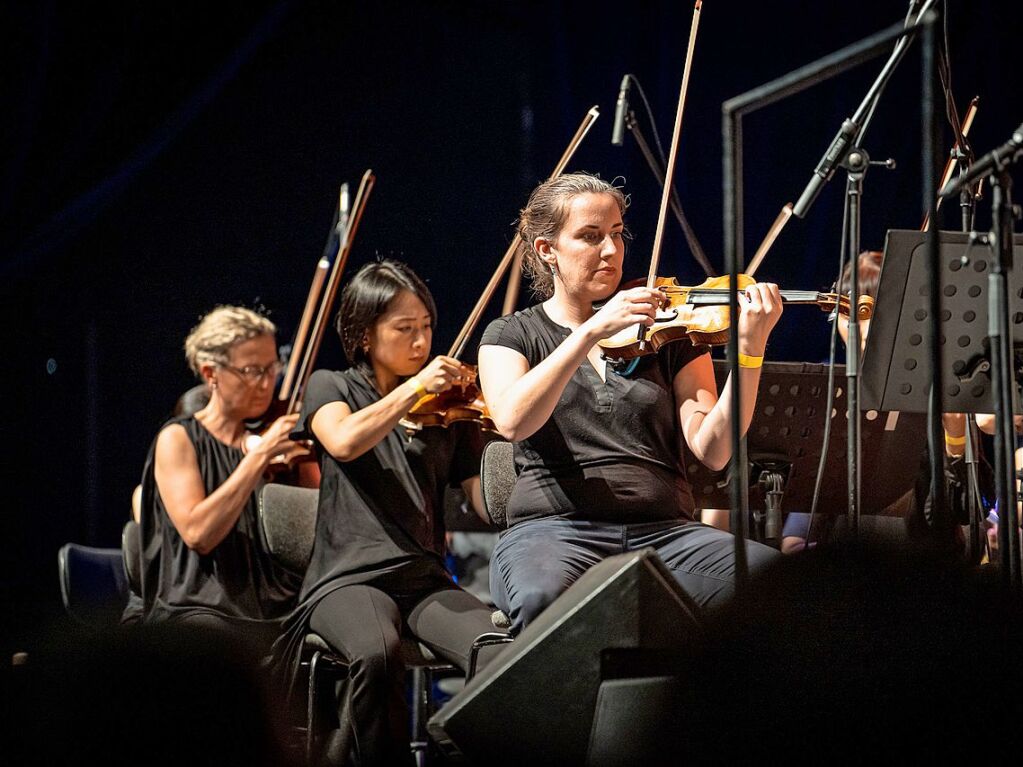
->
<box><xmin>792</xmin><ymin>118</ymin><xmax>859</xmax><ymax>218</ymax></box>
<box><xmin>940</xmin><ymin>121</ymin><xmax>1023</xmax><ymax>198</ymax></box>
<box><xmin>611</xmin><ymin>74</ymin><xmax>632</xmax><ymax>146</ymax></box>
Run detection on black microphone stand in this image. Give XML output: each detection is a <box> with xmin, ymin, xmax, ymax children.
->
<box><xmin>948</xmin><ymin>130</ymin><xmax>986</xmax><ymax>564</ymax></box>
<box><xmin>722</xmin><ymin>5</ymin><xmax>939</xmax><ymax>583</ymax></box>
<box><xmin>988</xmin><ymin>168</ymin><xmax>1022</xmax><ymax>587</ymax></box>
<box><xmin>790</xmin><ymin>0</ymin><xmax>941</xmax><ymax>535</ymax></box>
<box><xmin>621</xmin><ymin>106</ymin><xmax>716</xmax><ymax>277</ymax></box>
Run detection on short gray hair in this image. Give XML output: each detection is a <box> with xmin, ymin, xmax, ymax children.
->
<box><xmin>184</xmin><ymin>306</ymin><xmax>276</xmax><ymax>375</ymax></box>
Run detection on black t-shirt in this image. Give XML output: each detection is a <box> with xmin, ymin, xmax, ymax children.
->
<box><xmin>138</xmin><ymin>416</ymin><xmax>301</xmax><ymax>624</ymax></box>
<box><xmin>480</xmin><ymin>303</ymin><xmax>708</xmax><ymax>525</ymax></box>
<box><xmin>295</xmin><ymin>368</ymin><xmax>483</xmax><ymax>603</ymax></box>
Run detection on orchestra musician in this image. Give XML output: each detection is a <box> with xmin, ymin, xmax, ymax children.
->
<box><xmin>278</xmin><ymin>260</ymin><xmax>506</xmax><ymax>766</ymax></box>
<box><xmin>133</xmin><ymin>306</ymin><xmax>305</xmax><ymax>654</ymax></box>
<box><xmin>477</xmin><ymin>172</ymin><xmax>784</xmax><ymax>634</ymax></box>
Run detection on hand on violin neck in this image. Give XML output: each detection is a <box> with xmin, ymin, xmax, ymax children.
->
<box><xmin>414</xmin><ymin>355</ymin><xmax>467</xmax><ymax>395</ymax></box>
<box><xmin>581</xmin><ymin>286</ymin><xmax>662</xmax><ymax>340</ymax></box>
<box><xmin>736</xmin><ymin>281</ymin><xmax>783</xmax><ymax>357</ymax></box>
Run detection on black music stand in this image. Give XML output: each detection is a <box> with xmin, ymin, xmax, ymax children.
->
<box><xmin>862</xmin><ymin>229</ymin><xmax>1023</xmax><ymax>414</ymax></box>
<box><xmin>688</xmin><ymin>360</ymin><xmax>926</xmax><ymax>545</ymax></box>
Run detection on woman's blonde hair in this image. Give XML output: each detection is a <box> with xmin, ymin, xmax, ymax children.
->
<box><xmin>515</xmin><ymin>173</ymin><xmax>629</xmax><ymax>299</ymax></box>
<box><xmin>184</xmin><ymin>306</ymin><xmax>276</xmax><ymax>376</ymax></box>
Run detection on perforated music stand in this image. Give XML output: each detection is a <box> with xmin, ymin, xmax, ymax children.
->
<box><xmin>861</xmin><ymin>229</ymin><xmax>1023</xmax><ymax>414</ymax></box>
<box><xmin>687</xmin><ymin>360</ymin><xmax>926</xmax><ymax>525</ymax></box>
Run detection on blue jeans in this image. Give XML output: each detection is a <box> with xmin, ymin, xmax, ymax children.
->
<box><xmin>490</xmin><ymin>518</ymin><xmax>780</xmax><ymax>634</ymax></box>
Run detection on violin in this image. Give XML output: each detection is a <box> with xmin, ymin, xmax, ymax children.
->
<box><xmin>597</xmin><ymin>273</ymin><xmax>874</xmax><ymax>361</ymax></box>
<box><xmin>244</xmin><ymin>171</ymin><xmax>376</xmax><ymax>481</ymax></box>
<box><xmin>401</xmin><ymin>106</ymin><xmax>602</xmax><ymax>433</ymax></box>
<box><xmin>403</xmin><ymin>365</ymin><xmax>495</xmax><ymax>431</ymax></box>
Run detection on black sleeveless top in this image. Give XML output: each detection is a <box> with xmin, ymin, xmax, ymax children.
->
<box><xmin>136</xmin><ymin>416</ymin><xmax>301</xmax><ymax>625</ymax></box>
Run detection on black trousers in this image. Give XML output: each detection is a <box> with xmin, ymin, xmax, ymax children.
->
<box><xmin>491</xmin><ymin>518</ymin><xmax>781</xmax><ymax>635</ymax></box>
<box><xmin>308</xmin><ymin>568</ymin><xmax>503</xmax><ymax>766</ymax></box>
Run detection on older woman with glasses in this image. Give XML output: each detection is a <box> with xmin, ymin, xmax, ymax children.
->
<box><xmin>133</xmin><ymin>305</ymin><xmax>305</xmax><ymax>654</ymax></box>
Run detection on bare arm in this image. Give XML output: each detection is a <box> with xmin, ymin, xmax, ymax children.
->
<box><xmin>311</xmin><ymin>382</ymin><xmax>422</xmax><ymax>462</ymax></box>
<box><xmin>675</xmin><ymin>354</ymin><xmax>766</xmax><ymax>472</ymax></box>
<box><xmin>154</xmin><ymin>414</ymin><xmax>298</xmax><ymax>555</ymax></box>
<box><xmin>479</xmin><ymin>288</ymin><xmax>661</xmax><ymax>441</ymax></box>
<box><xmin>675</xmin><ymin>282</ymin><xmax>783</xmax><ymax>472</ymax></box>
<box><xmin>311</xmin><ymin>356</ymin><xmax>466</xmax><ymax>462</ymax></box>
<box><xmin>478</xmin><ymin>332</ymin><xmax>595</xmax><ymax>441</ymax></box>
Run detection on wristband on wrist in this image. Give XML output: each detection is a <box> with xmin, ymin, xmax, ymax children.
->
<box><xmin>738</xmin><ymin>352</ymin><xmax>764</xmax><ymax>369</ymax></box>
<box><xmin>407</xmin><ymin>376</ymin><xmax>428</xmax><ymax>399</ymax></box>
<box><xmin>944</xmin><ymin>431</ymin><xmax>967</xmax><ymax>447</ymax></box>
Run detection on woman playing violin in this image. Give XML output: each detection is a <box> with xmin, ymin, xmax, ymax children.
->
<box><xmin>135</xmin><ymin>306</ymin><xmax>304</xmax><ymax>654</ymax></box>
<box><xmin>279</xmin><ymin>260</ymin><xmax>506</xmax><ymax>766</ymax></box>
<box><xmin>478</xmin><ymin>173</ymin><xmax>783</xmax><ymax>634</ymax></box>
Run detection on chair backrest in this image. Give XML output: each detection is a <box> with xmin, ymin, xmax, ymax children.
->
<box><xmin>480</xmin><ymin>440</ymin><xmax>515</xmax><ymax>529</ymax></box>
<box><xmin>57</xmin><ymin>542</ymin><xmax>130</xmax><ymax>629</ymax></box>
<box><xmin>258</xmin><ymin>484</ymin><xmax>319</xmax><ymax>573</ymax></box>
<box><xmin>121</xmin><ymin>520</ymin><xmax>142</xmax><ymax>597</ymax></box>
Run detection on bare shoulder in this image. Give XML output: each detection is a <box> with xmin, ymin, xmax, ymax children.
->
<box><xmin>155</xmin><ymin>423</ymin><xmax>197</xmax><ymax>468</ymax></box>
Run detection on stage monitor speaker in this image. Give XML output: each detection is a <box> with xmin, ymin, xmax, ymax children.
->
<box><xmin>428</xmin><ymin>548</ymin><xmax>701</xmax><ymax>765</ymax></box>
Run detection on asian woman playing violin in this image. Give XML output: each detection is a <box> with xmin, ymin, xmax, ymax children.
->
<box><xmin>134</xmin><ymin>306</ymin><xmax>304</xmax><ymax>653</ymax></box>
<box><xmin>478</xmin><ymin>173</ymin><xmax>783</xmax><ymax>634</ymax></box>
<box><xmin>278</xmin><ymin>260</ymin><xmax>506</xmax><ymax>766</ymax></box>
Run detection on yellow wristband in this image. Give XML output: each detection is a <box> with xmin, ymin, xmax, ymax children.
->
<box><xmin>407</xmin><ymin>376</ymin><xmax>428</xmax><ymax>399</ymax></box>
<box><xmin>738</xmin><ymin>353</ymin><xmax>764</xmax><ymax>369</ymax></box>
<box><xmin>944</xmin><ymin>431</ymin><xmax>967</xmax><ymax>447</ymax></box>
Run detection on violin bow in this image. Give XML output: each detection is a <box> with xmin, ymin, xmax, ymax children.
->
<box><xmin>279</xmin><ymin>183</ymin><xmax>350</xmax><ymax>402</ymax></box>
<box><xmin>449</xmin><ymin>105</ymin><xmax>601</xmax><ymax>359</ymax></box>
<box><xmin>637</xmin><ymin>0</ymin><xmax>703</xmax><ymax>349</ymax></box>
<box><xmin>923</xmin><ymin>95</ymin><xmax>979</xmax><ymax>230</ymax></box>
<box><xmin>745</xmin><ymin>203</ymin><xmax>793</xmax><ymax>278</ymax></box>
<box><xmin>288</xmin><ymin>169</ymin><xmax>376</xmax><ymax>414</ymax></box>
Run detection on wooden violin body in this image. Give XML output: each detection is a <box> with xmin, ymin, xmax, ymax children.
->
<box><xmin>598</xmin><ymin>274</ymin><xmax>875</xmax><ymax>361</ymax></box>
<box><xmin>403</xmin><ymin>365</ymin><xmax>495</xmax><ymax>432</ymax></box>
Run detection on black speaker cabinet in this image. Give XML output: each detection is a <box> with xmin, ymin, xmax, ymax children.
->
<box><xmin>428</xmin><ymin>548</ymin><xmax>702</xmax><ymax>765</ymax></box>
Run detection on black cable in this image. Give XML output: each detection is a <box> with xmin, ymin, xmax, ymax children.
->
<box><xmin>629</xmin><ymin>75</ymin><xmax>671</xmax><ymax>169</ymax></box>
<box><xmin>806</xmin><ymin>196</ymin><xmax>851</xmax><ymax>546</ymax></box>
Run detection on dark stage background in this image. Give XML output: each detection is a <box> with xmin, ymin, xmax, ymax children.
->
<box><xmin>4</xmin><ymin>0</ymin><xmax>1020</xmax><ymax>650</ymax></box>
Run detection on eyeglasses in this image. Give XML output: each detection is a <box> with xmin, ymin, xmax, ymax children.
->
<box><xmin>219</xmin><ymin>360</ymin><xmax>283</xmax><ymax>383</ymax></box>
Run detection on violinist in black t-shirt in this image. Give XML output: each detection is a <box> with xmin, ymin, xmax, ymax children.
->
<box><xmin>478</xmin><ymin>173</ymin><xmax>783</xmax><ymax>634</ymax></box>
<box><xmin>281</xmin><ymin>260</ymin><xmax>506</xmax><ymax>766</ymax></box>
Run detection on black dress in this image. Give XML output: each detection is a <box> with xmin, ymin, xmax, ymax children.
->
<box><xmin>134</xmin><ymin>416</ymin><xmax>301</xmax><ymax>645</ymax></box>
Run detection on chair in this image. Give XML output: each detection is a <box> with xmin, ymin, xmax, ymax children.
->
<box><xmin>122</xmin><ymin>520</ymin><xmax>142</xmax><ymax>597</ymax></box>
<box><xmin>258</xmin><ymin>484</ymin><xmax>506</xmax><ymax>765</ymax></box>
<box><xmin>480</xmin><ymin>439</ymin><xmax>515</xmax><ymax>530</ymax></box>
<box><xmin>57</xmin><ymin>542</ymin><xmax>130</xmax><ymax>631</ymax></box>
